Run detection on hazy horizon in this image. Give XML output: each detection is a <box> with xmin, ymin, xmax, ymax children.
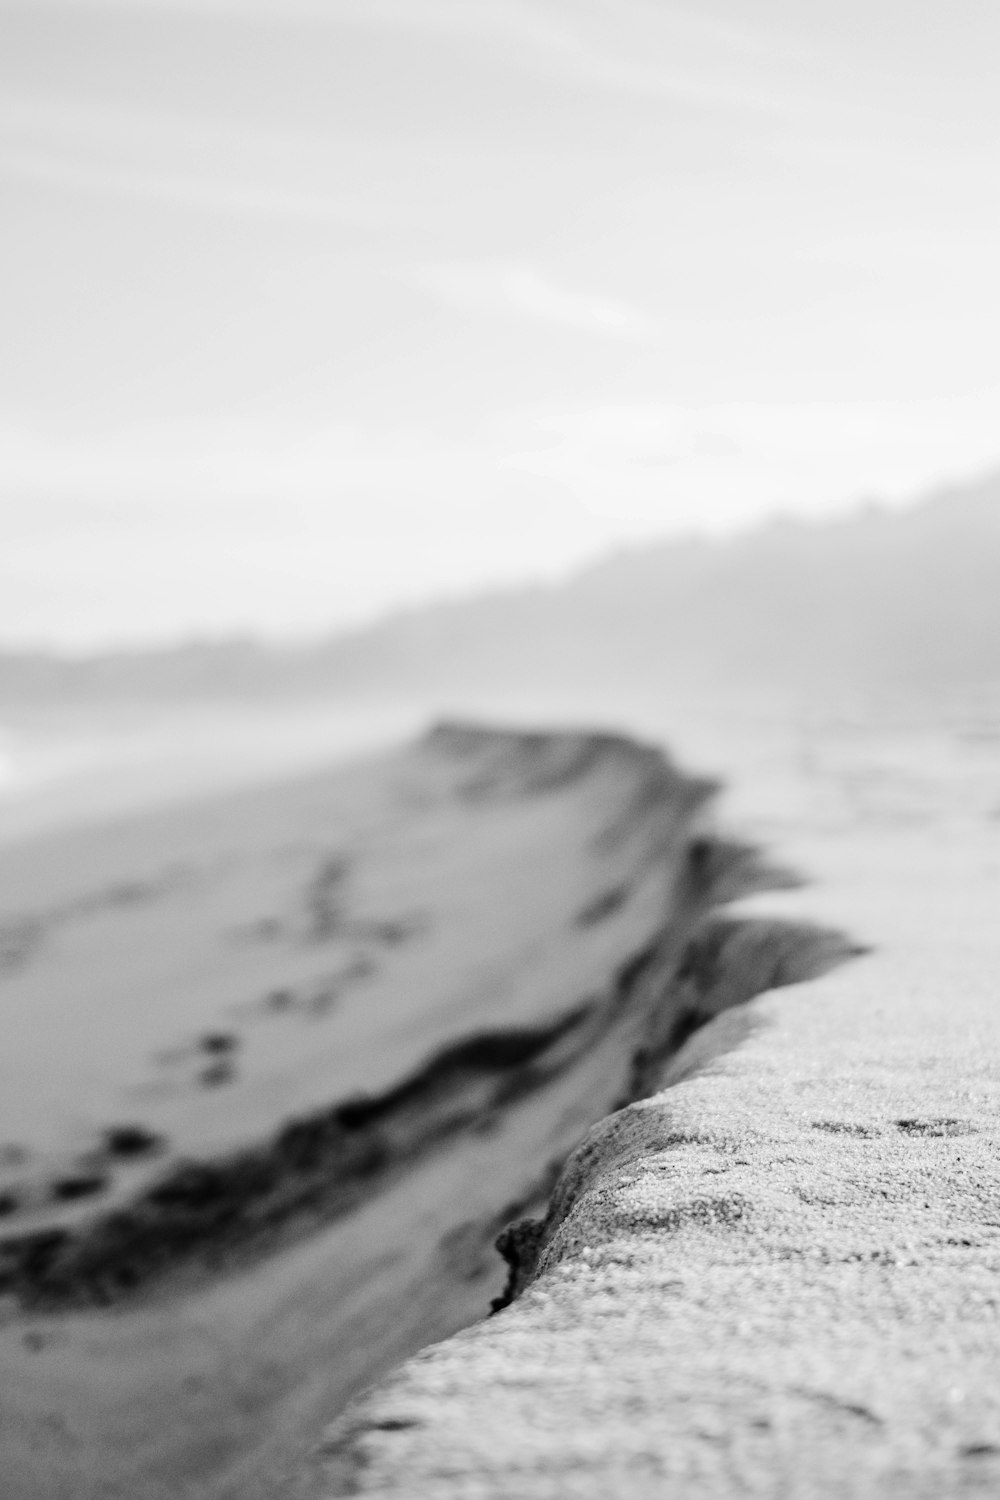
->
<box><xmin>0</xmin><ymin>464</ymin><xmax>994</xmax><ymax>660</ymax></box>
<box><xmin>5</xmin><ymin>0</ymin><xmax>1000</xmax><ymax>650</ymax></box>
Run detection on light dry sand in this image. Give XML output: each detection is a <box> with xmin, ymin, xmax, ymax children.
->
<box><xmin>309</xmin><ymin>696</ymin><xmax>1000</xmax><ymax>1497</ymax></box>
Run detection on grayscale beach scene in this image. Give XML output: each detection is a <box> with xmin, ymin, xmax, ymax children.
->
<box><xmin>2</xmin><ymin>4</ymin><xmax>999</xmax><ymax>1497</ymax></box>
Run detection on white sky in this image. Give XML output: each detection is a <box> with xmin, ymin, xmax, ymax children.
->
<box><xmin>3</xmin><ymin>0</ymin><xmax>1000</xmax><ymax>649</ymax></box>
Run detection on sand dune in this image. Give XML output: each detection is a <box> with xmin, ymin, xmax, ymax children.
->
<box><xmin>310</xmin><ymin>700</ymin><xmax>1000</xmax><ymax>1499</ymax></box>
<box><xmin>0</xmin><ymin>719</ymin><xmax>853</xmax><ymax>1499</ymax></box>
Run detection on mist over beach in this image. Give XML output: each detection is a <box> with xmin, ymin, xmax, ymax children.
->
<box><xmin>2</xmin><ymin>4</ymin><xmax>1000</xmax><ymax>1498</ymax></box>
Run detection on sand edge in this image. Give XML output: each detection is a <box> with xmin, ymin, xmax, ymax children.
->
<box><xmin>307</xmin><ymin>911</ymin><xmax>1000</xmax><ymax>1499</ymax></box>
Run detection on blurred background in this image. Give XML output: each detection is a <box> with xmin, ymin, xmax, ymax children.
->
<box><xmin>3</xmin><ymin>0</ymin><xmax>1000</xmax><ymax>636</ymax></box>
<box><xmin>3</xmin><ymin>0</ymin><xmax>1000</xmax><ymax>820</ymax></box>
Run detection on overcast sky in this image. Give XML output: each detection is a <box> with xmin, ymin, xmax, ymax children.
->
<box><xmin>3</xmin><ymin>0</ymin><xmax>1000</xmax><ymax>649</ymax></box>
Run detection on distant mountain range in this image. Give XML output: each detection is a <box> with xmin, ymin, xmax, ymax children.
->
<box><xmin>3</xmin><ymin>471</ymin><xmax>999</xmax><ymax>701</ymax></box>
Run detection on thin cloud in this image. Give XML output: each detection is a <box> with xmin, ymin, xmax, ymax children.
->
<box><xmin>0</xmin><ymin>94</ymin><xmax>394</xmax><ymax>227</ymax></box>
<box><xmin>4</xmin><ymin>0</ymin><xmax>811</xmax><ymax>122</ymax></box>
<box><xmin>1</xmin><ymin>92</ymin><xmax>337</xmax><ymax>162</ymax></box>
<box><xmin>324</xmin><ymin>0</ymin><xmax>807</xmax><ymax>119</ymax></box>
<box><xmin>503</xmin><ymin>390</ymin><xmax>1000</xmax><ymax>531</ymax></box>
<box><xmin>407</xmin><ymin>261</ymin><xmax>655</xmax><ymax>340</ymax></box>
<box><xmin>0</xmin><ymin>144</ymin><xmax>383</xmax><ymax>226</ymax></box>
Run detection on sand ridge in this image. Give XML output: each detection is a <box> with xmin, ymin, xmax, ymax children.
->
<box><xmin>0</xmin><ymin>719</ymin><xmax>852</xmax><ymax>1498</ymax></box>
<box><xmin>308</xmin><ymin>708</ymin><xmax>1000</xmax><ymax>1499</ymax></box>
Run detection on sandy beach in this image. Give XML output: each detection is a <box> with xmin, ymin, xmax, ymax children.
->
<box><xmin>307</xmin><ymin>692</ymin><xmax>1000</xmax><ymax>1497</ymax></box>
<box><xmin>6</xmin><ymin>4</ymin><xmax>1000</xmax><ymax>1493</ymax></box>
<box><xmin>0</xmin><ymin>691</ymin><xmax>995</xmax><ymax>1498</ymax></box>
<box><xmin>0</xmin><ymin>712</ymin><xmax>855</xmax><ymax>1498</ymax></box>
